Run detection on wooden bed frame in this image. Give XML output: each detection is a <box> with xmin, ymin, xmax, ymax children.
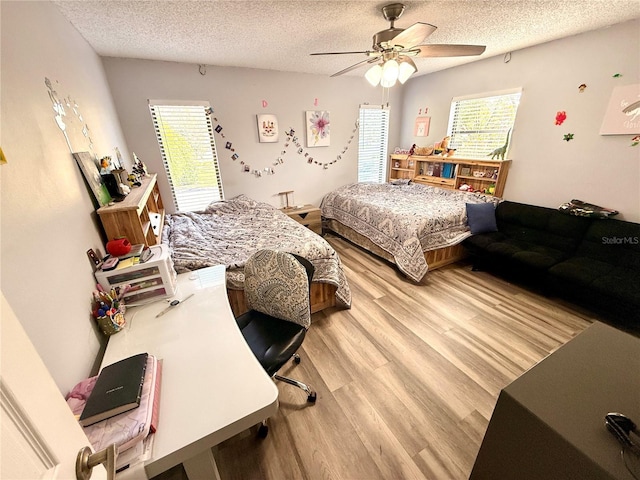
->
<box><xmin>227</xmin><ymin>282</ymin><xmax>337</xmax><ymax>317</ymax></box>
<box><xmin>324</xmin><ymin>218</ymin><xmax>467</xmax><ymax>275</ymax></box>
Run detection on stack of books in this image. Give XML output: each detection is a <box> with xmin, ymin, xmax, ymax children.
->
<box><xmin>72</xmin><ymin>352</ymin><xmax>162</xmax><ymax>472</ymax></box>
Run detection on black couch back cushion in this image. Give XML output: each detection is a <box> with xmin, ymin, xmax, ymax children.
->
<box><xmin>496</xmin><ymin>201</ymin><xmax>592</xmax><ymax>253</ymax></box>
<box><xmin>577</xmin><ymin>218</ymin><xmax>640</xmax><ymax>268</ymax></box>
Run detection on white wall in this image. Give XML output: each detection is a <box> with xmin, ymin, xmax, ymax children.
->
<box><xmin>401</xmin><ymin>19</ymin><xmax>640</xmax><ymax>222</ymax></box>
<box><xmin>102</xmin><ymin>58</ymin><xmax>401</xmax><ymax>212</ymax></box>
<box><xmin>0</xmin><ymin>1</ymin><xmax>131</xmax><ymax>394</ymax></box>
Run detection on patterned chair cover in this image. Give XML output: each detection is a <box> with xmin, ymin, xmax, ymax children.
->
<box><xmin>244</xmin><ymin>249</ymin><xmax>311</xmax><ymax>329</ymax></box>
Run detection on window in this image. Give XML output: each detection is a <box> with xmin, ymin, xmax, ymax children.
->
<box><xmin>447</xmin><ymin>89</ymin><xmax>522</xmax><ymax>159</ymax></box>
<box><xmin>357</xmin><ymin>105</ymin><xmax>389</xmax><ymax>183</ymax></box>
<box><xmin>149</xmin><ymin>100</ymin><xmax>224</xmax><ymax>212</ymax></box>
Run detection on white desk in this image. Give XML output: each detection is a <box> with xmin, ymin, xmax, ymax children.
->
<box><xmin>102</xmin><ymin>265</ymin><xmax>279</xmax><ymax>479</ymax></box>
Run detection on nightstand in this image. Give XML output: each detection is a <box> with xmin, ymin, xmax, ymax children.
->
<box><xmin>282</xmin><ymin>204</ymin><xmax>322</xmax><ymax>235</ymax></box>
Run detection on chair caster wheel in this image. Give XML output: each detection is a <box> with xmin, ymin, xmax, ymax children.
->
<box><xmin>257</xmin><ymin>424</ymin><xmax>269</xmax><ymax>438</ymax></box>
<box><xmin>307</xmin><ymin>392</ymin><xmax>317</xmax><ymax>403</ymax></box>
<box><xmin>294</xmin><ymin>356</ymin><xmax>301</xmax><ymax>364</ymax></box>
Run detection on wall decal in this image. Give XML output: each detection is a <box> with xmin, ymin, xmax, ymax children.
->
<box><xmin>631</xmin><ymin>135</ymin><xmax>639</xmax><ymax>147</ymax></box>
<box><xmin>306</xmin><ymin>110</ymin><xmax>330</xmax><ymax>147</ymax></box>
<box><xmin>414</xmin><ymin>116</ymin><xmax>430</xmax><ymax>137</ymax></box>
<box><xmin>257</xmin><ymin>114</ymin><xmax>279</xmax><ymax>143</ymax></box>
<box><xmin>563</xmin><ymin>133</ymin><xmax>574</xmax><ymax>141</ymax></box>
<box><xmin>578</xmin><ymin>83</ymin><xmax>587</xmax><ymax>93</ymax></box>
<box><xmin>262</xmin><ymin>100</ymin><xmax>268</xmax><ymax>108</ymax></box>
<box><xmin>314</xmin><ymin>98</ymin><xmax>318</xmax><ymax>106</ymax></box>
<box><xmin>555</xmin><ymin>111</ymin><xmax>567</xmax><ymax>125</ymax></box>
<box><xmin>600</xmin><ymin>83</ymin><xmax>640</xmax><ymax>135</ymax></box>
<box><xmin>45</xmin><ymin>77</ymin><xmax>94</xmax><ymax>154</ymax></box>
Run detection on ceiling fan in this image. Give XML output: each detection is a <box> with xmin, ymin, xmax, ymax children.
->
<box><xmin>310</xmin><ymin>3</ymin><xmax>486</xmax><ymax>87</ymax></box>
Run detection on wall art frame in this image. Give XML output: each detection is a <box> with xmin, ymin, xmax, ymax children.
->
<box><xmin>256</xmin><ymin>114</ymin><xmax>279</xmax><ymax>143</ymax></box>
<box><xmin>306</xmin><ymin>110</ymin><xmax>330</xmax><ymax>147</ymax></box>
<box><xmin>73</xmin><ymin>151</ymin><xmax>112</xmax><ymax>207</ymax></box>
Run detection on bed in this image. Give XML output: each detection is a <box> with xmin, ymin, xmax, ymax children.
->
<box><xmin>320</xmin><ymin>181</ymin><xmax>500</xmax><ymax>282</ymax></box>
<box><xmin>163</xmin><ymin>195</ymin><xmax>351</xmax><ymax>315</ymax></box>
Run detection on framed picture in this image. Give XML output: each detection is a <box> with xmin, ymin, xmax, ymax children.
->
<box><xmin>306</xmin><ymin>111</ymin><xmax>330</xmax><ymax>147</ymax></box>
<box><xmin>414</xmin><ymin>116</ymin><xmax>430</xmax><ymax>137</ymax></box>
<box><xmin>600</xmin><ymin>83</ymin><xmax>640</xmax><ymax>135</ymax></box>
<box><xmin>73</xmin><ymin>151</ymin><xmax>112</xmax><ymax>206</ymax></box>
<box><xmin>460</xmin><ymin>167</ymin><xmax>472</xmax><ymax>177</ymax></box>
<box><xmin>256</xmin><ymin>114</ymin><xmax>279</xmax><ymax>143</ymax></box>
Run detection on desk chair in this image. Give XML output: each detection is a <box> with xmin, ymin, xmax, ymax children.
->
<box><xmin>236</xmin><ymin>250</ymin><xmax>317</xmax><ymax>435</ymax></box>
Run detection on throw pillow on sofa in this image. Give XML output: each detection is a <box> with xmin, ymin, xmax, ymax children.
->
<box><xmin>466</xmin><ymin>202</ymin><xmax>498</xmax><ymax>234</ymax></box>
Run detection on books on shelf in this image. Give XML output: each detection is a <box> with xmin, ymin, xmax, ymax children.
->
<box><xmin>79</xmin><ymin>352</ymin><xmax>148</xmax><ymax>427</ymax></box>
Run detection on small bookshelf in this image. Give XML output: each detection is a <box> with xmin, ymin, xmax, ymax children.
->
<box><xmin>389</xmin><ymin>154</ymin><xmax>511</xmax><ymax>197</ymax></box>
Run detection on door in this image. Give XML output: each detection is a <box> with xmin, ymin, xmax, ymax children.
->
<box><xmin>1</xmin><ymin>292</ymin><xmax>108</xmax><ymax>480</ymax></box>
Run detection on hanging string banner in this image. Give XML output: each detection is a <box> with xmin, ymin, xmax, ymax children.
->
<box><xmin>282</xmin><ymin>118</ymin><xmax>359</xmax><ymax>170</ymax></box>
<box><xmin>207</xmin><ymin>107</ymin><xmax>359</xmax><ymax>176</ymax></box>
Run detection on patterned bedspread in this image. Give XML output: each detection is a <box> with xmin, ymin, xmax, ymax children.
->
<box><xmin>162</xmin><ymin>195</ymin><xmax>351</xmax><ymax>308</ymax></box>
<box><xmin>320</xmin><ymin>182</ymin><xmax>500</xmax><ymax>281</ymax></box>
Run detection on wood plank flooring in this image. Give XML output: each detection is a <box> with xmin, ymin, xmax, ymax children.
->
<box><xmin>154</xmin><ymin>234</ymin><xmax>602</xmax><ymax>480</ymax></box>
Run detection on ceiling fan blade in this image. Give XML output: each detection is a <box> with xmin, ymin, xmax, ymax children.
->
<box><xmin>412</xmin><ymin>44</ymin><xmax>486</xmax><ymax>57</ymax></box>
<box><xmin>331</xmin><ymin>57</ymin><xmax>379</xmax><ymax>77</ymax></box>
<box><xmin>389</xmin><ymin>22</ymin><xmax>437</xmax><ymax>48</ymax></box>
<box><xmin>311</xmin><ymin>51</ymin><xmax>374</xmax><ymax>56</ymax></box>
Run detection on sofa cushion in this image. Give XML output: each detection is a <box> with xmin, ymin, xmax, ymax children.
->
<box><xmin>575</xmin><ymin>218</ymin><xmax>640</xmax><ymax>268</ymax></box>
<box><xmin>485</xmin><ymin>238</ymin><xmax>568</xmax><ymax>270</ymax></box>
<box><xmin>495</xmin><ymin>201</ymin><xmax>592</xmax><ymax>254</ymax></box>
<box><xmin>547</xmin><ymin>256</ymin><xmax>616</xmax><ymax>287</ymax></box>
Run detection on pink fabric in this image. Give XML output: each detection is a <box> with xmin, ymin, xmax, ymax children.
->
<box><xmin>66</xmin><ymin>356</ymin><xmax>157</xmax><ymax>453</ymax></box>
<box><xmin>66</xmin><ymin>375</ymin><xmax>98</xmax><ymax>416</ymax></box>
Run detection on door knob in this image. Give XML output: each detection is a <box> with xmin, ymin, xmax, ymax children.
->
<box><xmin>76</xmin><ymin>443</ymin><xmax>118</xmax><ymax>480</ymax></box>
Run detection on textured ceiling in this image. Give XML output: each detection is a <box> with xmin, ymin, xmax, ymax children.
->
<box><xmin>53</xmin><ymin>0</ymin><xmax>640</xmax><ymax>78</ymax></box>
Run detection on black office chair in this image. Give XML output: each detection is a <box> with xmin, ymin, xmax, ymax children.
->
<box><xmin>236</xmin><ymin>249</ymin><xmax>317</xmax><ymax>426</ymax></box>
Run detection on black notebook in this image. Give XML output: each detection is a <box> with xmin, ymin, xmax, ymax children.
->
<box><xmin>79</xmin><ymin>352</ymin><xmax>148</xmax><ymax>427</ymax></box>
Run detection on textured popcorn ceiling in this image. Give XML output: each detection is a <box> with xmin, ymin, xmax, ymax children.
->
<box><xmin>53</xmin><ymin>1</ymin><xmax>640</xmax><ymax>78</ymax></box>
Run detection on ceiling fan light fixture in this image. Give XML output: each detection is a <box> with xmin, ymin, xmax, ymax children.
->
<box><xmin>365</xmin><ymin>64</ymin><xmax>383</xmax><ymax>86</ymax></box>
<box><xmin>398</xmin><ymin>57</ymin><xmax>417</xmax><ymax>84</ymax></box>
<box><xmin>380</xmin><ymin>58</ymin><xmax>399</xmax><ymax>88</ymax></box>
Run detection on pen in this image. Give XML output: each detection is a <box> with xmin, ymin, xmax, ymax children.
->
<box><xmin>155</xmin><ymin>293</ymin><xmax>195</xmax><ymax>318</ymax></box>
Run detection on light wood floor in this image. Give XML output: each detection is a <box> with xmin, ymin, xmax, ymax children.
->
<box><xmin>156</xmin><ymin>234</ymin><xmax>602</xmax><ymax>480</ymax></box>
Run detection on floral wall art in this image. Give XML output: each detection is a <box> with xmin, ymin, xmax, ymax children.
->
<box><xmin>306</xmin><ymin>110</ymin><xmax>330</xmax><ymax>147</ymax></box>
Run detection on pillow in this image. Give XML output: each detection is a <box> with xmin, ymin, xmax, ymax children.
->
<box><xmin>390</xmin><ymin>178</ymin><xmax>411</xmax><ymax>185</ymax></box>
<box><xmin>558</xmin><ymin>199</ymin><xmax>618</xmax><ymax>219</ymax></box>
<box><xmin>466</xmin><ymin>202</ymin><xmax>498</xmax><ymax>234</ymax></box>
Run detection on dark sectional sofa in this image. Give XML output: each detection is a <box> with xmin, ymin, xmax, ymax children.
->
<box><xmin>463</xmin><ymin>201</ymin><xmax>640</xmax><ymax>326</ymax></box>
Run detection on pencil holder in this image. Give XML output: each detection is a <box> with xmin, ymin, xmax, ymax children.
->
<box><xmin>96</xmin><ymin>305</ymin><xmax>126</xmax><ymax>336</ymax></box>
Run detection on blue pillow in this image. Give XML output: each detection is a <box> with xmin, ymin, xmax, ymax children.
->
<box><xmin>466</xmin><ymin>202</ymin><xmax>498</xmax><ymax>234</ymax></box>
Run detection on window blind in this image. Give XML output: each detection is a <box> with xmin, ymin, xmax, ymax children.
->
<box><xmin>148</xmin><ymin>101</ymin><xmax>224</xmax><ymax>212</ymax></box>
<box><xmin>447</xmin><ymin>89</ymin><xmax>522</xmax><ymax>159</ymax></box>
<box><xmin>358</xmin><ymin>105</ymin><xmax>390</xmax><ymax>183</ymax></box>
